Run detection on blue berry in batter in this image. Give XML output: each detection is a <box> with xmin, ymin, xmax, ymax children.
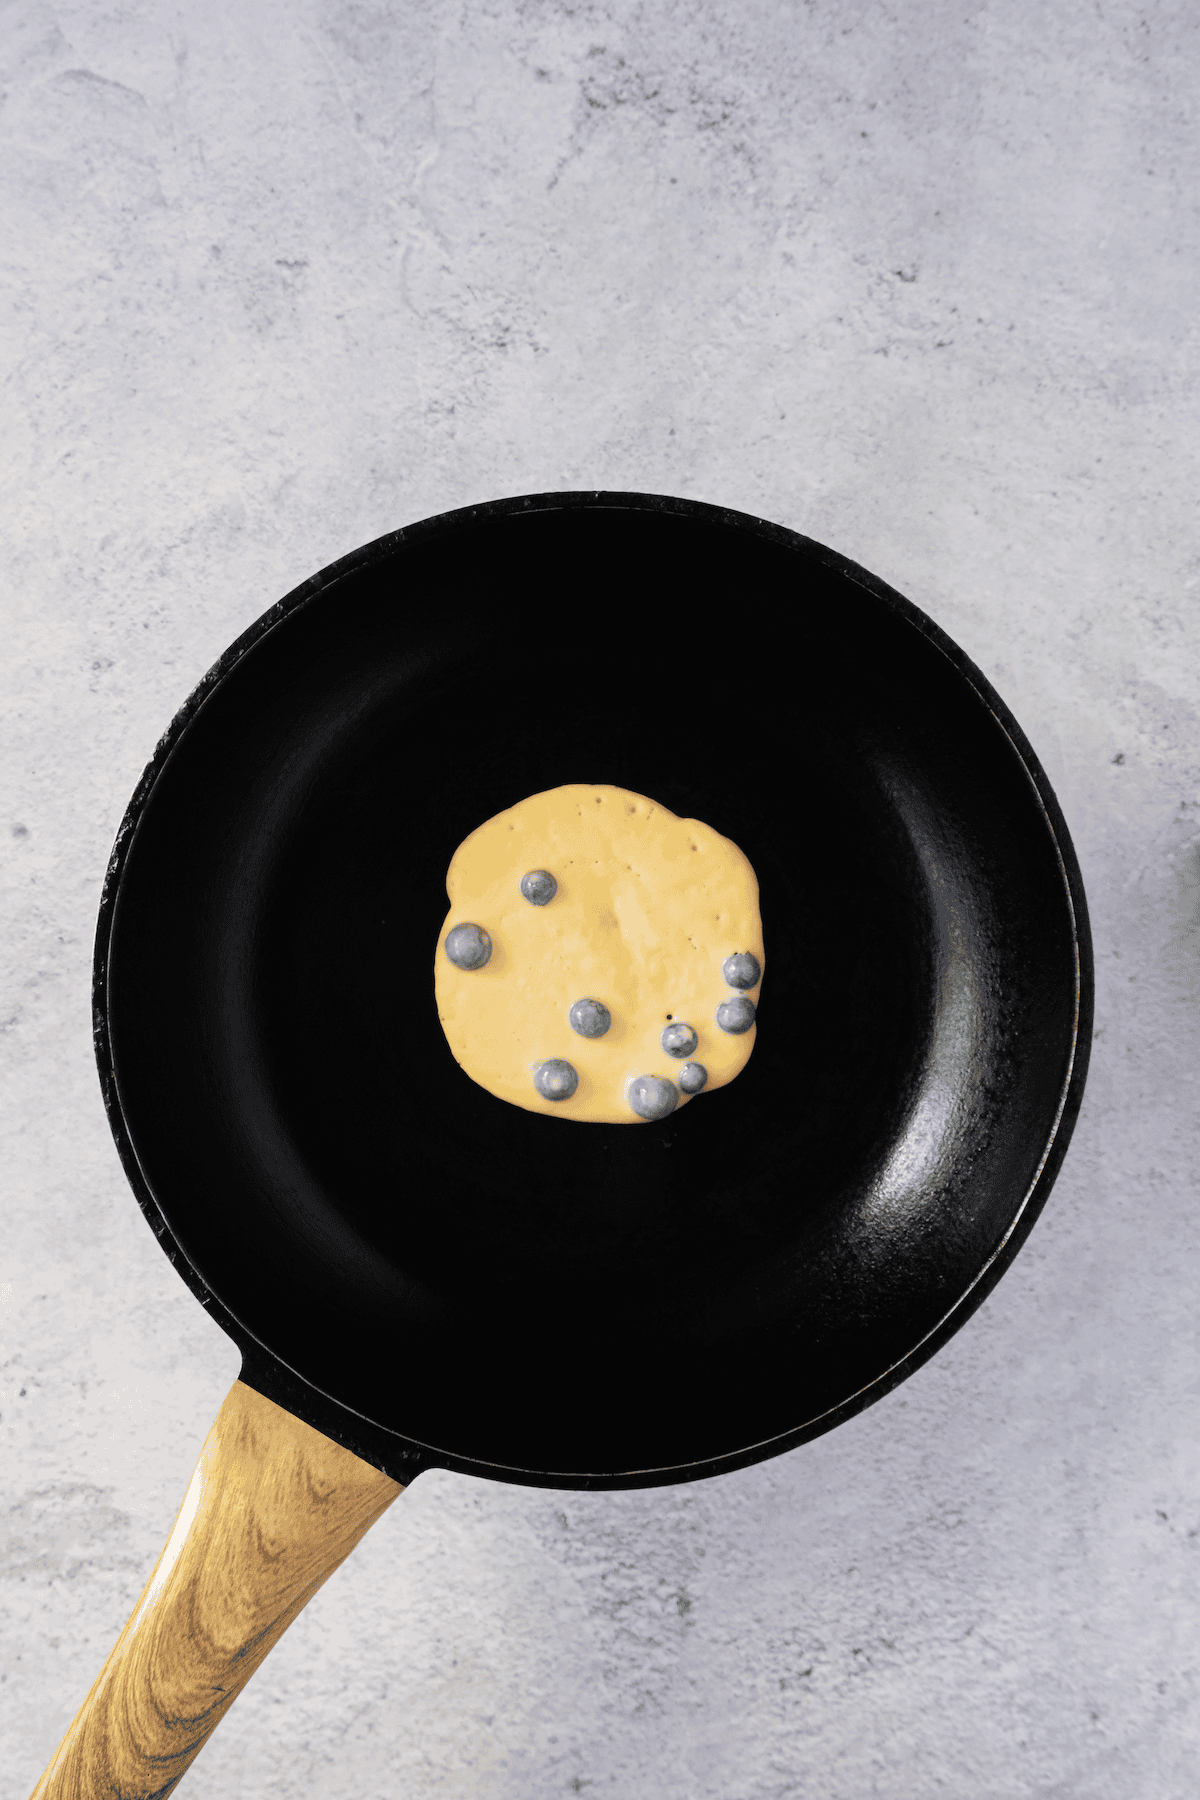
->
<box><xmin>716</xmin><ymin>996</ymin><xmax>756</xmax><ymax>1034</ymax></box>
<box><xmin>722</xmin><ymin>952</ymin><xmax>761</xmax><ymax>989</ymax></box>
<box><xmin>627</xmin><ymin>1075</ymin><xmax>679</xmax><ymax>1120</ymax></box>
<box><xmin>661</xmin><ymin>1022</ymin><xmax>699</xmax><ymax>1058</ymax></box>
<box><xmin>533</xmin><ymin>1059</ymin><xmax>578</xmax><ymax>1101</ymax></box>
<box><xmin>569</xmin><ymin>998</ymin><xmax>612</xmax><ymax>1038</ymax></box>
<box><xmin>520</xmin><ymin>870</ymin><xmax>558</xmax><ymax>905</ymax></box>
<box><xmin>444</xmin><ymin>923</ymin><xmax>492</xmax><ymax>969</ymax></box>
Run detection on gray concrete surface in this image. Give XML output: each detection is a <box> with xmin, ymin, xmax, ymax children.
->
<box><xmin>3</xmin><ymin>1</ymin><xmax>1198</xmax><ymax>1794</ymax></box>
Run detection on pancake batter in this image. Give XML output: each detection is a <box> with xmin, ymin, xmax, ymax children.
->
<box><xmin>435</xmin><ymin>784</ymin><xmax>764</xmax><ymax>1123</ymax></box>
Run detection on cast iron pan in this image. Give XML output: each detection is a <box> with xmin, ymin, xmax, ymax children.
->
<box><xmin>96</xmin><ymin>489</ymin><xmax>1091</xmax><ymax>1485</ymax></box>
<box><xmin>33</xmin><ymin>491</ymin><xmax>1092</xmax><ymax>1792</ymax></box>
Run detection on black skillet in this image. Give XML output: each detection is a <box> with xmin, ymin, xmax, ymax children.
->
<box><xmin>34</xmin><ymin>491</ymin><xmax>1092</xmax><ymax>1793</ymax></box>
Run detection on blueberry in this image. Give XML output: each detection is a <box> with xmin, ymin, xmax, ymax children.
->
<box><xmin>723</xmin><ymin>952</ymin><xmax>761</xmax><ymax>989</ymax></box>
<box><xmin>533</xmin><ymin>1059</ymin><xmax>578</xmax><ymax>1101</ymax></box>
<box><xmin>521</xmin><ymin>869</ymin><xmax>558</xmax><ymax>905</ymax></box>
<box><xmin>679</xmin><ymin>1062</ymin><xmax>707</xmax><ymax>1095</ymax></box>
<box><xmin>444</xmin><ymin>922</ymin><xmax>492</xmax><ymax>969</ymax></box>
<box><xmin>569</xmin><ymin>998</ymin><xmax>612</xmax><ymax>1038</ymax></box>
<box><xmin>717</xmin><ymin>996</ymin><xmax>756</xmax><ymax>1034</ymax></box>
<box><xmin>627</xmin><ymin>1075</ymin><xmax>678</xmax><ymax>1121</ymax></box>
<box><xmin>661</xmin><ymin>1022</ymin><xmax>698</xmax><ymax>1058</ymax></box>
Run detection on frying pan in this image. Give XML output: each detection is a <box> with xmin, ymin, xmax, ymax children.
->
<box><xmin>30</xmin><ymin>491</ymin><xmax>1092</xmax><ymax>1797</ymax></box>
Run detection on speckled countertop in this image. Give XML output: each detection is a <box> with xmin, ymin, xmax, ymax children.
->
<box><xmin>3</xmin><ymin>3</ymin><xmax>1198</xmax><ymax>1796</ymax></box>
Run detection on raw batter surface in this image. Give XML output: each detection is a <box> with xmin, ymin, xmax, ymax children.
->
<box><xmin>435</xmin><ymin>784</ymin><xmax>765</xmax><ymax>1122</ymax></box>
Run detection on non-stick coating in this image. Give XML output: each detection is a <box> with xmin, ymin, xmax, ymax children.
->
<box><xmin>96</xmin><ymin>494</ymin><xmax>1091</xmax><ymax>1489</ymax></box>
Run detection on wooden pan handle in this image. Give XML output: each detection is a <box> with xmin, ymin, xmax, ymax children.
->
<box><xmin>27</xmin><ymin>1379</ymin><xmax>404</xmax><ymax>1799</ymax></box>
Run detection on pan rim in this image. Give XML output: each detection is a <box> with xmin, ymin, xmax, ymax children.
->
<box><xmin>93</xmin><ymin>489</ymin><xmax>1094</xmax><ymax>1489</ymax></box>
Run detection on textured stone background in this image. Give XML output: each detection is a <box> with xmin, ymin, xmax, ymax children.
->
<box><xmin>3</xmin><ymin>2</ymin><xmax>1198</xmax><ymax>1795</ymax></box>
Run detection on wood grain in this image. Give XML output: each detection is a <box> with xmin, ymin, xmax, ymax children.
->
<box><xmin>28</xmin><ymin>1379</ymin><xmax>404</xmax><ymax>1799</ymax></box>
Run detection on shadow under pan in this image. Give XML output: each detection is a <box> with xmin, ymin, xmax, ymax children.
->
<box><xmin>100</xmin><ymin>495</ymin><xmax>1090</xmax><ymax>1487</ymax></box>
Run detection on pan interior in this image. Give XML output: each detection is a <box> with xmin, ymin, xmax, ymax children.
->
<box><xmin>105</xmin><ymin>503</ymin><xmax>1079</xmax><ymax>1479</ymax></box>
